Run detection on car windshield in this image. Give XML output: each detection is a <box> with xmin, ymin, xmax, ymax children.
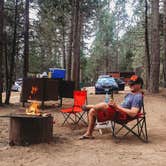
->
<box><xmin>97</xmin><ymin>77</ymin><xmax>117</xmax><ymax>85</ymax></box>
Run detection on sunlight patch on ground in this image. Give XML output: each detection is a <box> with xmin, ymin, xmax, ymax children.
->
<box><xmin>2</xmin><ymin>92</ymin><xmax>20</xmax><ymax>104</ymax></box>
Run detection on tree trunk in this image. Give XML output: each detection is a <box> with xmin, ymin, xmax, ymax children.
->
<box><xmin>72</xmin><ymin>0</ymin><xmax>82</xmax><ymax>89</ymax></box>
<box><xmin>163</xmin><ymin>0</ymin><xmax>166</xmax><ymax>87</ymax></box>
<box><xmin>77</xmin><ymin>11</ymin><xmax>83</xmax><ymax>88</ymax></box>
<box><xmin>67</xmin><ymin>0</ymin><xmax>74</xmax><ymax>81</ymax></box>
<box><xmin>5</xmin><ymin>0</ymin><xmax>18</xmax><ymax>104</ymax></box>
<box><xmin>149</xmin><ymin>0</ymin><xmax>160</xmax><ymax>93</ymax></box>
<box><xmin>79</xmin><ymin>31</ymin><xmax>84</xmax><ymax>83</ymax></box>
<box><xmin>15</xmin><ymin>37</ymin><xmax>20</xmax><ymax>79</ymax></box>
<box><xmin>23</xmin><ymin>0</ymin><xmax>29</xmax><ymax>78</ymax></box>
<box><xmin>62</xmin><ymin>4</ymin><xmax>66</xmax><ymax>70</ymax></box>
<box><xmin>144</xmin><ymin>0</ymin><xmax>150</xmax><ymax>89</ymax></box>
<box><xmin>72</xmin><ymin>0</ymin><xmax>79</xmax><ymax>86</ymax></box>
<box><xmin>0</xmin><ymin>0</ymin><xmax>4</xmax><ymax>104</ymax></box>
<box><xmin>62</xmin><ymin>25</ymin><xmax>66</xmax><ymax>70</ymax></box>
<box><xmin>105</xmin><ymin>41</ymin><xmax>109</xmax><ymax>74</ymax></box>
<box><xmin>115</xmin><ymin>48</ymin><xmax>119</xmax><ymax>72</ymax></box>
<box><xmin>4</xmin><ymin>32</ymin><xmax>9</xmax><ymax>102</ymax></box>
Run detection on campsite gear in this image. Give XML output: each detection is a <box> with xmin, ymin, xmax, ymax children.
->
<box><xmin>60</xmin><ymin>90</ymin><xmax>88</xmax><ymax>128</ymax></box>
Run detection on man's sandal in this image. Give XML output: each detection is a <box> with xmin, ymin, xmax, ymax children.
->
<box><xmin>79</xmin><ymin>135</ymin><xmax>95</xmax><ymax>140</ymax></box>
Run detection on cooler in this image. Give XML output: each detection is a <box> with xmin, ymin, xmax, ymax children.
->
<box><xmin>49</xmin><ymin>68</ymin><xmax>66</xmax><ymax>79</ymax></box>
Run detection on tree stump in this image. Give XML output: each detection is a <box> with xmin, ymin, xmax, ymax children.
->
<box><xmin>9</xmin><ymin>114</ymin><xmax>53</xmax><ymax>146</ymax></box>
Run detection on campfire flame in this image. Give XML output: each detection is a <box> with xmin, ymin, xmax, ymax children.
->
<box><xmin>26</xmin><ymin>101</ymin><xmax>40</xmax><ymax>115</ymax></box>
<box><xmin>29</xmin><ymin>86</ymin><xmax>38</xmax><ymax>100</ymax></box>
<box><xmin>26</xmin><ymin>86</ymin><xmax>41</xmax><ymax>116</ymax></box>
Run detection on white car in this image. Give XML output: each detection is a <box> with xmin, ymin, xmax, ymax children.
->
<box><xmin>11</xmin><ymin>78</ymin><xmax>22</xmax><ymax>92</ymax></box>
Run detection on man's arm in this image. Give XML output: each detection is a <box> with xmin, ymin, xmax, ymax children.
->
<box><xmin>109</xmin><ymin>93</ymin><xmax>142</xmax><ymax>117</ymax></box>
<box><xmin>114</xmin><ymin>105</ymin><xmax>139</xmax><ymax>117</ymax></box>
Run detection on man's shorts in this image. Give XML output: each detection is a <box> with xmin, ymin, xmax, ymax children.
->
<box><xmin>97</xmin><ymin>106</ymin><xmax>130</xmax><ymax>123</ymax></box>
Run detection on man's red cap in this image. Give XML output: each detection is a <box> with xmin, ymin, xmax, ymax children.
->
<box><xmin>129</xmin><ymin>75</ymin><xmax>143</xmax><ymax>87</ymax></box>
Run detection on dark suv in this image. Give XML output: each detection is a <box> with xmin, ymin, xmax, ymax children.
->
<box><xmin>114</xmin><ymin>78</ymin><xmax>125</xmax><ymax>91</ymax></box>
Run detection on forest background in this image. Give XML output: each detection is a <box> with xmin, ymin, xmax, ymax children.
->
<box><xmin>0</xmin><ymin>0</ymin><xmax>165</xmax><ymax>104</ymax></box>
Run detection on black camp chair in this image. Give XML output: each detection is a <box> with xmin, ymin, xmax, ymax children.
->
<box><xmin>110</xmin><ymin>92</ymin><xmax>148</xmax><ymax>142</ymax></box>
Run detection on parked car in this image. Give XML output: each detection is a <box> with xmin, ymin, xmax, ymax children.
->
<box><xmin>11</xmin><ymin>78</ymin><xmax>23</xmax><ymax>92</ymax></box>
<box><xmin>98</xmin><ymin>75</ymin><xmax>110</xmax><ymax>78</ymax></box>
<box><xmin>114</xmin><ymin>78</ymin><xmax>125</xmax><ymax>91</ymax></box>
<box><xmin>95</xmin><ymin>76</ymin><xmax>119</xmax><ymax>94</ymax></box>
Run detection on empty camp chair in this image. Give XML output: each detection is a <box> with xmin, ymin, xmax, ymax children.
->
<box><xmin>110</xmin><ymin>92</ymin><xmax>148</xmax><ymax>142</ymax></box>
<box><xmin>60</xmin><ymin>90</ymin><xmax>88</xmax><ymax>127</ymax></box>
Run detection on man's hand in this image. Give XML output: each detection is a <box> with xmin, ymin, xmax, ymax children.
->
<box><xmin>108</xmin><ymin>99</ymin><xmax>118</xmax><ymax>109</ymax></box>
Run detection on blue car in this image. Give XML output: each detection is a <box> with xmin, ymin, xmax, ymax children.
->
<box><xmin>95</xmin><ymin>76</ymin><xmax>119</xmax><ymax>94</ymax></box>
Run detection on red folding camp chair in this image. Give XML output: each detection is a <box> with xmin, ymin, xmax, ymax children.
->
<box><xmin>60</xmin><ymin>90</ymin><xmax>88</xmax><ymax>127</ymax></box>
<box><xmin>110</xmin><ymin>93</ymin><xmax>148</xmax><ymax>142</ymax></box>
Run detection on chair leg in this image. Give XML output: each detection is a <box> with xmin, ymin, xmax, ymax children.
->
<box><xmin>61</xmin><ymin>113</ymin><xmax>76</xmax><ymax>126</ymax></box>
<box><xmin>143</xmin><ymin>117</ymin><xmax>148</xmax><ymax>142</ymax></box>
<box><xmin>62</xmin><ymin>112</ymin><xmax>88</xmax><ymax>129</ymax></box>
<box><xmin>99</xmin><ymin>129</ymin><xmax>103</xmax><ymax>134</ymax></box>
<box><xmin>123</xmin><ymin>119</ymin><xmax>144</xmax><ymax>137</ymax></box>
<box><xmin>61</xmin><ymin>113</ymin><xmax>70</xmax><ymax>126</ymax></box>
<box><xmin>138</xmin><ymin>118</ymin><xmax>148</xmax><ymax>142</ymax></box>
<box><xmin>112</xmin><ymin>118</ymin><xmax>148</xmax><ymax>143</ymax></box>
<box><xmin>74</xmin><ymin>112</ymin><xmax>88</xmax><ymax>126</ymax></box>
<box><xmin>124</xmin><ymin>119</ymin><xmax>148</xmax><ymax>142</ymax></box>
<box><xmin>111</xmin><ymin>121</ymin><xmax>116</xmax><ymax>137</ymax></box>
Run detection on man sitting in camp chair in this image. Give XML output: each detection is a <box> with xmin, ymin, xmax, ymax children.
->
<box><xmin>80</xmin><ymin>75</ymin><xmax>144</xmax><ymax>139</ymax></box>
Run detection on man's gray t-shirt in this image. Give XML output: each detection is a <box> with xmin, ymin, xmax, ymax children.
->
<box><xmin>120</xmin><ymin>93</ymin><xmax>143</xmax><ymax>110</ymax></box>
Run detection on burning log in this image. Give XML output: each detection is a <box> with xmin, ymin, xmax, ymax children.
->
<box><xmin>26</xmin><ymin>101</ymin><xmax>40</xmax><ymax>116</ymax></box>
<box><xmin>25</xmin><ymin>86</ymin><xmax>41</xmax><ymax>115</ymax></box>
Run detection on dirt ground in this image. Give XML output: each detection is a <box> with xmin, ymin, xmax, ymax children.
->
<box><xmin>0</xmin><ymin>87</ymin><xmax>166</xmax><ymax>166</ymax></box>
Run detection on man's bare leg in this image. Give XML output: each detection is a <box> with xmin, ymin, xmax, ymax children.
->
<box><xmin>82</xmin><ymin>102</ymin><xmax>108</xmax><ymax>137</ymax></box>
<box><xmin>83</xmin><ymin>108</ymin><xmax>96</xmax><ymax>136</ymax></box>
